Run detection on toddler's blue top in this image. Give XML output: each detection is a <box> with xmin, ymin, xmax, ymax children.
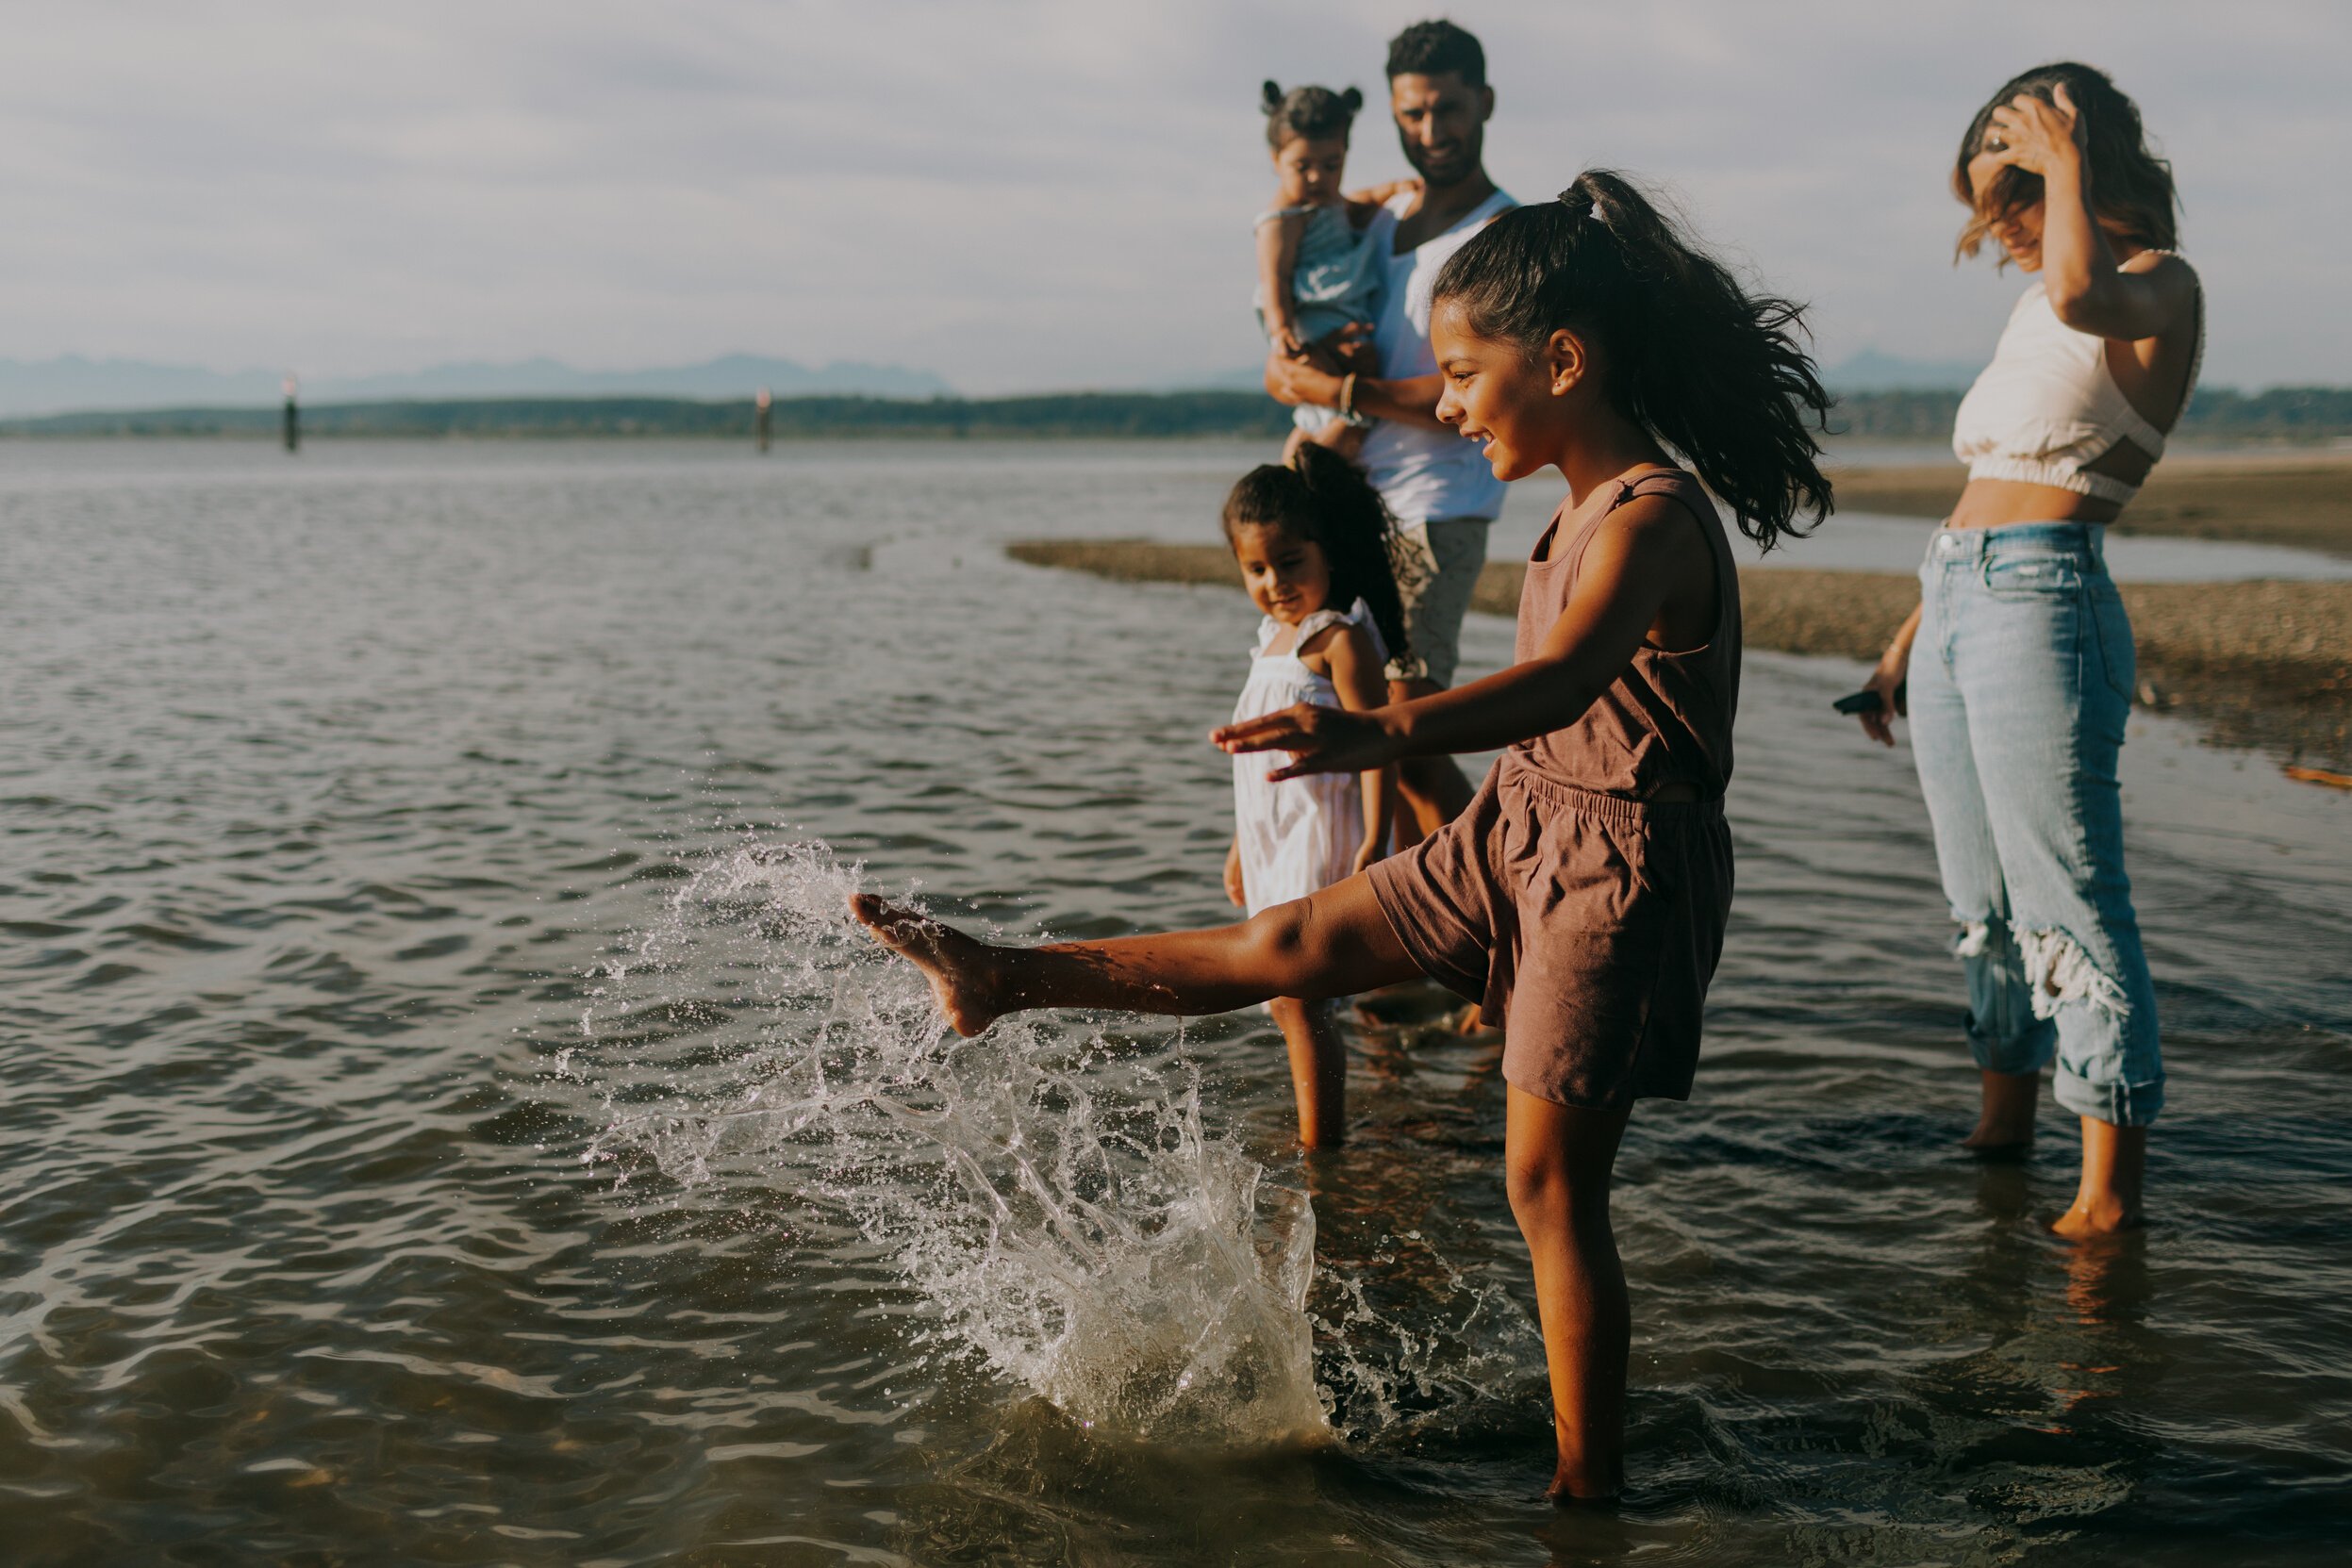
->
<box><xmin>1253</xmin><ymin>203</ymin><xmax>1383</xmax><ymax>338</ymax></box>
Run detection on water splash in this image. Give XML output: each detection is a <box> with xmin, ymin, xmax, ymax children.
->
<box><xmin>566</xmin><ymin>838</ymin><xmax>1329</xmax><ymax>1445</ymax></box>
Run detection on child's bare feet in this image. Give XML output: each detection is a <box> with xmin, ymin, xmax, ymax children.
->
<box><xmin>847</xmin><ymin>894</ymin><xmax>1006</xmax><ymax>1036</ymax></box>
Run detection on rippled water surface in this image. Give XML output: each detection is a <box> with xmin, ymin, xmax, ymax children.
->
<box><xmin>4</xmin><ymin>439</ymin><xmax>2348</xmax><ymax>1566</ymax></box>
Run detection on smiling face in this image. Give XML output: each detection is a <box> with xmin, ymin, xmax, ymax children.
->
<box><xmin>1272</xmin><ymin>135</ymin><xmax>1350</xmax><ymax>207</ymax></box>
<box><xmin>1229</xmin><ymin>522</ymin><xmax>1333</xmax><ymax>626</ymax></box>
<box><xmin>1964</xmin><ymin>150</ymin><xmax>2047</xmax><ymax>272</ymax></box>
<box><xmin>1430</xmin><ymin>297</ymin><xmax>1574</xmax><ymax>483</ymax></box>
<box><xmin>1388</xmin><ymin>71</ymin><xmax>1491</xmax><ymax>190</ymax></box>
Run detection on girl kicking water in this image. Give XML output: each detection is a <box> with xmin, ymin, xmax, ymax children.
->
<box><xmin>1219</xmin><ymin>446</ymin><xmax>1409</xmax><ymax>1149</ymax></box>
<box><xmin>854</xmin><ymin>170</ymin><xmax>1831</xmax><ymax>1501</ymax></box>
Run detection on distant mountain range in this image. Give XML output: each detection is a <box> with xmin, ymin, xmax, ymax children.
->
<box><xmin>9</xmin><ymin>385</ymin><xmax>2349</xmax><ymax>442</ymax></box>
<box><xmin>1821</xmin><ymin>349</ymin><xmax>1984</xmax><ymax>392</ymax></box>
<box><xmin>0</xmin><ymin>354</ymin><xmax>953</xmax><ymax>417</ymax></box>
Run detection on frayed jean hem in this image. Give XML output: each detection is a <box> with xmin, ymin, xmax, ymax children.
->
<box><xmin>1952</xmin><ymin>916</ymin><xmax>2163</xmax><ymax>1124</ymax></box>
<box><xmin>2052</xmin><ymin>1063</ymin><xmax>2165</xmax><ymax>1128</ymax></box>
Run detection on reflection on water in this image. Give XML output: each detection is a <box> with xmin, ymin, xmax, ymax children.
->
<box><xmin>1</xmin><ymin>439</ymin><xmax>2347</xmax><ymax>1564</ymax></box>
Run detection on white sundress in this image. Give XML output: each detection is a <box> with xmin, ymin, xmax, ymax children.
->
<box><xmin>1231</xmin><ymin>598</ymin><xmax>1388</xmax><ymax>916</ymax></box>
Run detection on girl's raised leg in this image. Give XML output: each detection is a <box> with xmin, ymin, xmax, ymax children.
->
<box><xmin>849</xmin><ymin>872</ymin><xmax>1420</xmax><ymax>1036</ymax></box>
<box><xmin>1267</xmin><ymin>996</ymin><xmax>1347</xmax><ymax>1149</ymax></box>
<box><xmin>1503</xmin><ymin>1084</ymin><xmax>1633</xmax><ymax>1503</ymax></box>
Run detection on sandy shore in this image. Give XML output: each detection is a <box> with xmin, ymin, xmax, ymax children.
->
<box><xmin>1006</xmin><ymin>539</ymin><xmax>2352</xmax><ymax>771</ymax></box>
<box><xmin>1830</xmin><ymin>453</ymin><xmax>2352</xmax><ymax>557</ymax></box>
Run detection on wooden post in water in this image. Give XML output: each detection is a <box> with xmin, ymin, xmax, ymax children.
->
<box><xmin>282</xmin><ymin>374</ymin><xmax>300</xmax><ymax>454</ymax></box>
<box><xmin>755</xmin><ymin>386</ymin><xmax>772</xmax><ymax>454</ymax></box>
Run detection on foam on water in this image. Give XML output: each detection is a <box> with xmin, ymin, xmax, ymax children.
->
<box><xmin>566</xmin><ymin>839</ymin><xmax>1332</xmax><ymax>1444</ymax></box>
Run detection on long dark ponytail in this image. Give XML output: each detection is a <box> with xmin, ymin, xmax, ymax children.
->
<box><xmin>1221</xmin><ymin>444</ymin><xmax>1410</xmax><ymax>662</ymax></box>
<box><xmin>1431</xmin><ymin>169</ymin><xmax>1833</xmax><ymax>549</ymax></box>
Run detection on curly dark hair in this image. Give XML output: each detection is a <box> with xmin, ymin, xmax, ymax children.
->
<box><xmin>1385</xmin><ymin>19</ymin><xmax>1484</xmax><ymax>87</ymax></box>
<box><xmin>1261</xmin><ymin>81</ymin><xmax>1363</xmax><ymax>150</ymax></box>
<box><xmin>1955</xmin><ymin>62</ymin><xmax>2179</xmax><ymax>262</ymax></box>
<box><xmin>1432</xmin><ymin>169</ymin><xmax>1833</xmax><ymax>550</ymax></box>
<box><xmin>1220</xmin><ymin>444</ymin><xmax>1410</xmax><ymax>662</ymax></box>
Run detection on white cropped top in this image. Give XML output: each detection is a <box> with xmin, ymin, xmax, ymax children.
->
<box><xmin>1950</xmin><ymin>262</ymin><xmax>2203</xmax><ymax>505</ymax></box>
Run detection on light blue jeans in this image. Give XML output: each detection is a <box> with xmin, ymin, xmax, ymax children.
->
<box><xmin>1909</xmin><ymin>522</ymin><xmax>2163</xmax><ymax>1127</ymax></box>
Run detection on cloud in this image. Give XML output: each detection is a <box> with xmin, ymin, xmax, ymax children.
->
<box><xmin>0</xmin><ymin>1</ymin><xmax>2342</xmax><ymax>390</ymax></box>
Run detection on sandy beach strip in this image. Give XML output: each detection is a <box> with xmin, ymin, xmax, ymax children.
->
<box><xmin>1830</xmin><ymin>453</ymin><xmax>2352</xmax><ymax>556</ymax></box>
<box><xmin>1005</xmin><ymin>540</ymin><xmax>2351</xmax><ymax>772</ymax></box>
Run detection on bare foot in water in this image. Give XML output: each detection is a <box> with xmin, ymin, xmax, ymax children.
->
<box><xmin>847</xmin><ymin>894</ymin><xmax>1005</xmax><ymax>1036</ymax></box>
<box><xmin>2049</xmin><ymin>1195</ymin><xmax>2145</xmax><ymax>1238</ymax></box>
<box><xmin>1963</xmin><ymin>1067</ymin><xmax>2039</xmax><ymax>1153</ymax></box>
<box><xmin>1545</xmin><ymin>1465</ymin><xmax>1622</xmax><ymax>1506</ymax></box>
<box><xmin>2046</xmin><ymin>1117</ymin><xmax>2146</xmax><ymax>1237</ymax></box>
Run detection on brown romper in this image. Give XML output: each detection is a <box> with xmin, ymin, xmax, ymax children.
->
<box><xmin>1367</xmin><ymin>468</ymin><xmax>1739</xmax><ymax>1109</ymax></box>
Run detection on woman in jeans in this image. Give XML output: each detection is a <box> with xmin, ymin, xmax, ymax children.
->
<box><xmin>1855</xmin><ymin>63</ymin><xmax>2201</xmax><ymax>1236</ymax></box>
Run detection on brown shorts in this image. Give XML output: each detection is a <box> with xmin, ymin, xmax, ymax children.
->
<box><xmin>1367</xmin><ymin>761</ymin><xmax>1733</xmax><ymax>1109</ymax></box>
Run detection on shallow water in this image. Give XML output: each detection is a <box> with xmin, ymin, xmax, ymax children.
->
<box><xmin>3</xmin><ymin>438</ymin><xmax>2348</xmax><ymax>1565</ymax></box>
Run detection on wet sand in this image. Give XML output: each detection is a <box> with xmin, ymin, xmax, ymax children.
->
<box><xmin>1006</xmin><ymin>540</ymin><xmax>2352</xmax><ymax>770</ymax></box>
<box><xmin>1831</xmin><ymin>453</ymin><xmax>2352</xmax><ymax>558</ymax></box>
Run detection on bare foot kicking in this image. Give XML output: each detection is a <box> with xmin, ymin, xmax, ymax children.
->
<box><xmin>847</xmin><ymin>894</ymin><xmax>1005</xmax><ymax>1036</ymax></box>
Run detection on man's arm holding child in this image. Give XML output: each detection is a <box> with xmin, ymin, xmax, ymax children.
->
<box><xmin>1344</xmin><ymin>176</ymin><xmax>1420</xmax><ymax>225</ymax></box>
<box><xmin>1264</xmin><ymin>340</ymin><xmax>1449</xmax><ymax>433</ymax></box>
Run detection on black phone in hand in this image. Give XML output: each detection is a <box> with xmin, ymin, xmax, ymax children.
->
<box><xmin>1833</xmin><ymin>682</ymin><xmax>1907</xmax><ymax>716</ymax></box>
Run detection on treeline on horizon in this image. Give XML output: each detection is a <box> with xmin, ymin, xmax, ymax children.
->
<box><xmin>8</xmin><ymin>385</ymin><xmax>2352</xmax><ymax>442</ymax></box>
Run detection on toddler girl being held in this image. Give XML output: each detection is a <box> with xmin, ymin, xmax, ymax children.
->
<box><xmin>1254</xmin><ymin>81</ymin><xmax>1414</xmax><ymax>464</ymax></box>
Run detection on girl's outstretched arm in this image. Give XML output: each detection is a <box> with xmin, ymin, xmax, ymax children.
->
<box><xmin>1216</xmin><ymin>497</ymin><xmax>1698</xmax><ymax>779</ymax></box>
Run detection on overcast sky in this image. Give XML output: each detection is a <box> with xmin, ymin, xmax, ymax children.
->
<box><xmin>6</xmin><ymin>1</ymin><xmax>2345</xmax><ymax>392</ymax></box>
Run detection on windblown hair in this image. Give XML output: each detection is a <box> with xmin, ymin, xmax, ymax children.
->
<box><xmin>1955</xmin><ymin>62</ymin><xmax>2179</xmax><ymax>261</ymax></box>
<box><xmin>1261</xmin><ymin>81</ymin><xmax>1364</xmax><ymax>150</ymax></box>
<box><xmin>1221</xmin><ymin>444</ymin><xmax>1410</xmax><ymax>661</ymax></box>
<box><xmin>1431</xmin><ymin>169</ymin><xmax>1833</xmax><ymax>550</ymax></box>
<box><xmin>1385</xmin><ymin>18</ymin><xmax>1485</xmax><ymax>86</ymax></box>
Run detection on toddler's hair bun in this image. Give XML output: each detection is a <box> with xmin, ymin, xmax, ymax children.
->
<box><xmin>1261</xmin><ymin>81</ymin><xmax>1367</xmax><ymax>149</ymax></box>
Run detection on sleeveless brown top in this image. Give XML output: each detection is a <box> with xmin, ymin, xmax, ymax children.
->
<box><xmin>1505</xmin><ymin>468</ymin><xmax>1741</xmax><ymax>801</ymax></box>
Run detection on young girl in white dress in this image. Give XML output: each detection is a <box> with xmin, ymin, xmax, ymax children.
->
<box><xmin>1218</xmin><ymin>445</ymin><xmax>1411</xmax><ymax>1147</ymax></box>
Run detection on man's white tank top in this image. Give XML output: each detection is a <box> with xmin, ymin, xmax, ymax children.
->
<box><xmin>1358</xmin><ymin>188</ymin><xmax>1516</xmax><ymax>526</ymax></box>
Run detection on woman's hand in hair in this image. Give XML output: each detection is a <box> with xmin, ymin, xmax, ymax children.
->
<box><xmin>1982</xmin><ymin>81</ymin><xmax>2087</xmax><ymax>180</ymax></box>
<box><xmin>1212</xmin><ymin>702</ymin><xmax>1402</xmax><ymax>782</ymax></box>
